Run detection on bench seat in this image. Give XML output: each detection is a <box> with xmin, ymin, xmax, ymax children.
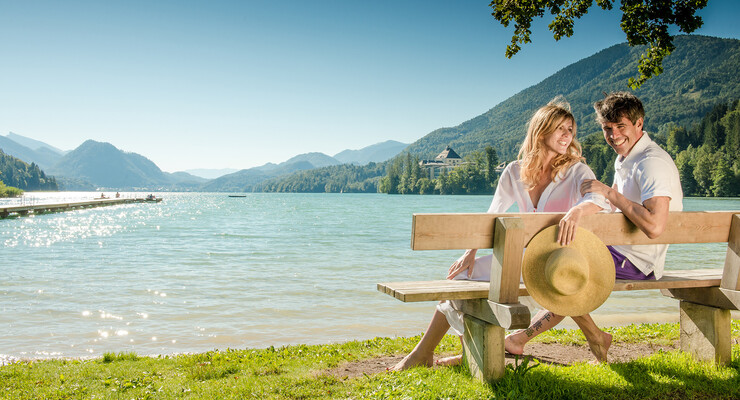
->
<box><xmin>378</xmin><ymin>268</ymin><xmax>723</xmax><ymax>302</ymax></box>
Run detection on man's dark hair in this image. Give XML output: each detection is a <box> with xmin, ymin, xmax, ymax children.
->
<box><xmin>594</xmin><ymin>92</ymin><xmax>645</xmax><ymax>125</ymax></box>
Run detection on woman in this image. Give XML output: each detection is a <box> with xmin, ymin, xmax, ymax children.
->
<box><xmin>392</xmin><ymin>97</ymin><xmax>612</xmax><ymax>371</ymax></box>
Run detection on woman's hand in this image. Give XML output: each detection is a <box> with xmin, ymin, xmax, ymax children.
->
<box><xmin>558</xmin><ymin>201</ymin><xmax>603</xmax><ymax>246</ymax></box>
<box><xmin>447</xmin><ymin>249</ymin><xmax>477</xmax><ymax>279</ymax></box>
<box><xmin>558</xmin><ymin>207</ymin><xmax>583</xmax><ymax>246</ymax></box>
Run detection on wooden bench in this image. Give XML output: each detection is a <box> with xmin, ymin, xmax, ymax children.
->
<box><xmin>378</xmin><ymin>211</ymin><xmax>740</xmax><ymax>382</ymax></box>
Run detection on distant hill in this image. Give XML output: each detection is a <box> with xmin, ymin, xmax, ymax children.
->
<box><xmin>48</xmin><ymin>140</ymin><xmax>203</xmax><ymax>190</ymax></box>
<box><xmin>200</xmin><ymin>141</ymin><xmax>408</xmax><ymax>192</ymax></box>
<box><xmin>405</xmin><ymin>35</ymin><xmax>740</xmax><ymax>162</ymax></box>
<box><xmin>0</xmin><ymin>149</ymin><xmax>58</xmax><ymax>191</ymax></box>
<box><xmin>166</xmin><ymin>171</ymin><xmax>208</xmax><ymax>187</ymax></box>
<box><xmin>333</xmin><ymin>140</ymin><xmax>408</xmax><ymax>165</ymax></box>
<box><xmin>0</xmin><ymin>134</ymin><xmax>64</xmax><ymax>170</ymax></box>
<box><xmin>184</xmin><ymin>168</ymin><xmax>239</xmax><ymax>180</ymax></box>
<box><xmin>282</xmin><ymin>152</ymin><xmax>341</xmax><ymax>168</ymax></box>
<box><xmin>6</xmin><ymin>132</ymin><xmax>65</xmax><ymax>155</ymax></box>
<box><xmin>200</xmin><ymin>154</ymin><xmax>337</xmax><ymax>192</ymax></box>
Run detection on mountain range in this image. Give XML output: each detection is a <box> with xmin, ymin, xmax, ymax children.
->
<box><xmin>0</xmin><ymin>131</ymin><xmax>408</xmax><ymax>190</ymax></box>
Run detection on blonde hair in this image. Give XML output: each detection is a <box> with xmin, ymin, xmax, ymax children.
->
<box><xmin>518</xmin><ymin>96</ymin><xmax>583</xmax><ymax>190</ymax></box>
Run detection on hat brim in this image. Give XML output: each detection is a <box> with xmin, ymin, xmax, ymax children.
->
<box><xmin>522</xmin><ymin>225</ymin><xmax>614</xmax><ymax>316</ymax></box>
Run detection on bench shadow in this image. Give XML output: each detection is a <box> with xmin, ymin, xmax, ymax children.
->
<box><xmin>485</xmin><ymin>351</ymin><xmax>740</xmax><ymax>400</ymax></box>
<box><xmin>504</xmin><ymin>352</ymin><xmax>570</xmax><ymax>367</ymax></box>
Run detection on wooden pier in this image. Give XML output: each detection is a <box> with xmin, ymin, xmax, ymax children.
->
<box><xmin>0</xmin><ymin>197</ymin><xmax>161</xmax><ymax>219</ymax></box>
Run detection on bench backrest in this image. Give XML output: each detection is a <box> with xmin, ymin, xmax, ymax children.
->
<box><xmin>411</xmin><ymin>211</ymin><xmax>740</xmax><ymax>303</ymax></box>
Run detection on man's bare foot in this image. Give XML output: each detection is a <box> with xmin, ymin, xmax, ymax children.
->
<box><xmin>389</xmin><ymin>351</ymin><xmax>433</xmax><ymax>371</ymax></box>
<box><xmin>434</xmin><ymin>354</ymin><xmax>462</xmax><ymax>367</ymax></box>
<box><xmin>504</xmin><ymin>331</ymin><xmax>526</xmax><ymax>355</ymax></box>
<box><xmin>586</xmin><ymin>332</ymin><xmax>612</xmax><ymax>363</ymax></box>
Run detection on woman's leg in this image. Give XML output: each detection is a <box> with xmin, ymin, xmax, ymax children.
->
<box><xmin>504</xmin><ymin>310</ymin><xmax>565</xmax><ymax>354</ymax></box>
<box><xmin>394</xmin><ymin>254</ymin><xmax>496</xmax><ymax>370</ymax></box>
<box><xmin>391</xmin><ymin>307</ymin><xmax>452</xmax><ymax>370</ymax></box>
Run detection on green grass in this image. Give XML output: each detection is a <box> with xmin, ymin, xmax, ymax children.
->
<box><xmin>2</xmin><ymin>322</ymin><xmax>740</xmax><ymax>399</ymax></box>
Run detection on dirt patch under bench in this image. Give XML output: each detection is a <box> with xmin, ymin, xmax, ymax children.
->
<box><xmin>324</xmin><ymin>341</ymin><xmax>678</xmax><ymax>379</ymax></box>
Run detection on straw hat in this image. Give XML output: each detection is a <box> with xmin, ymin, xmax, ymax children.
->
<box><xmin>522</xmin><ymin>225</ymin><xmax>614</xmax><ymax>316</ymax></box>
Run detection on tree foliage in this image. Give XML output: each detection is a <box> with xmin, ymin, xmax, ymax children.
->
<box><xmin>256</xmin><ymin>162</ymin><xmax>385</xmax><ymax>193</ymax></box>
<box><xmin>0</xmin><ymin>180</ymin><xmax>23</xmax><ymax>197</ymax></box>
<box><xmin>0</xmin><ymin>149</ymin><xmax>58</xmax><ymax>192</ymax></box>
<box><xmin>489</xmin><ymin>0</ymin><xmax>708</xmax><ymax>88</ymax></box>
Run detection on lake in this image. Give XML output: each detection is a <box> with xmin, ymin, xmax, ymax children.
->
<box><xmin>2</xmin><ymin>192</ymin><xmax>739</xmax><ymax>361</ymax></box>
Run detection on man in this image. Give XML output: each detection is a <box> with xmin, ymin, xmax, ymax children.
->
<box><xmin>504</xmin><ymin>92</ymin><xmax>684</xmax><ymax>362</ymax></box>
<box><xmin>582</xmin><ymin>91</ymin><xmax>683</xmax><ymax>280</ymax></box>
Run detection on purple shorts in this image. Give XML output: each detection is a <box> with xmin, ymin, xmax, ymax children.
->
<box><xmin>608</xmin><ymin>246</ymin><xmax>655</xmax><ymax>280</ymax></box>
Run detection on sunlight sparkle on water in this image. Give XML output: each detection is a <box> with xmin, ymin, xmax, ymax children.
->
<box><xmin>99</xmin><ymin>311</ymin><xmax>123</xmax><ymax>320</ymax></box>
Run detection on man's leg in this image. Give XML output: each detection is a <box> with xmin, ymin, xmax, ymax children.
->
<box><xmin>392</xmin><ymin>308</ymin><xmax>452</xmax><ymax>370</ymax></box>
<box><xmin>610</xmin><ymin>246</ymin><xmax>655</xmax><ymax>280</ymax></box>
<box><xmin>571</xmin><ymin>314</ymin><xmax>612</xmax><ymax>362</ymax></box>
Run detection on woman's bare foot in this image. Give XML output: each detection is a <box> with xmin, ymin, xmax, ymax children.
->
<box><xmin>389</xmin><ymin>351</ymin><xmax>433</xmax><ymax>371</ymax></box>
<box><xmin>434</xmin><ymin>354</ymin><xmax>462</xmax><ymax>367</ymax></box>
<box><xmin>586</xmin><ymin>331</ymin><xmax>612</xmax><ymax>363</ymax></box>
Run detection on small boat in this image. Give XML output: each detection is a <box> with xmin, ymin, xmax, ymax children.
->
<box><xmin>228</xmin><ymin>195</ymin><xmax>247</xmax><ymax>198</ymax></box>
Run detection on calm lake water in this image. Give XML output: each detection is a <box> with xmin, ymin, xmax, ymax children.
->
<box><xmin>2</xmin><ymin>192</ymin><xmax>739</xmax><ymax>361</ymax></box>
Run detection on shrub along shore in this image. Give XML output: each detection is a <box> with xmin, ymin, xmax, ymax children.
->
<box><xmin>2</xmin><ymin>321</ymin><xmax>740</xmax><ymax>399</ymax></box>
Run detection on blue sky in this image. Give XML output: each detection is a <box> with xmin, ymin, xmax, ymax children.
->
<box><xmin>1</xmin><ymin>1</ymin><xmax>739</xmax><ymax>172</ymax></box>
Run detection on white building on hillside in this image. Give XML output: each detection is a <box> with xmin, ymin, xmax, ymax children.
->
<box><xmin>419</xmin><ymin>146</ymin><xmax>463</xmax><ymax>179</ymax></box>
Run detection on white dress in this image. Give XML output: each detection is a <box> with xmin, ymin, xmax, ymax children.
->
<box><xmin>438</xmin><ymin>161</ymin><xmax>609</xmax><ymax>335</ymax></box>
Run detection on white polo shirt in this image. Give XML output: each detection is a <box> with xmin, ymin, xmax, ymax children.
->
<box><xmin>611</xmin><ymin>133</ymin><xmax>683</xmax><ymax>279</ymax></box>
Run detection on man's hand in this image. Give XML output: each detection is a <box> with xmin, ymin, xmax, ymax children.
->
<box><xmin>580</xmin><ymin>179</ymin><xmax>611</xmax><ymax>197</ymax></box>
<box><xmin>447</xmin><ymin>249</ymin><xmax>477</xmax><ymax>279</ymax></box>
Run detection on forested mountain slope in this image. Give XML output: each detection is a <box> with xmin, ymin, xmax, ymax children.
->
<box><xmin>405</xmin><ymin>35</ymin><xmax>740</xmax><ymax>162</ymax></box>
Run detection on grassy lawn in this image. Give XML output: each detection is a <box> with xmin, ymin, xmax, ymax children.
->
<box><xmin>2</xmin><ymin>321</ymin><xmax>740</xmax><ymax>399</ymax></box>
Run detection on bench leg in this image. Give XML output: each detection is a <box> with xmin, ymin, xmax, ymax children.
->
<box><xmin>463</xmin><ymin>314</ymin><xmax>505</xmax><ymax>381</ymax></box>
<box><xmin>679</xmin><ymin>301</ymin><xmax>731</xmax><ymax>365</ymax></box>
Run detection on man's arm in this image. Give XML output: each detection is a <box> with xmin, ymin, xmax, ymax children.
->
<box><xmin>581</xmin><ymin>179</ymin><xmax>670</xmax><ymax>239</ymax></box>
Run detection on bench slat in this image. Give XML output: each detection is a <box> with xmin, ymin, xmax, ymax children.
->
<box><xmin>378</xmin><ymin>269</ymin><xmax>723</xmax><ymax>303</ymax></box>
<box><xmin>411</xmin><ymin>212</ymin><xmax>736</xmax><ymax>250</ymax></box>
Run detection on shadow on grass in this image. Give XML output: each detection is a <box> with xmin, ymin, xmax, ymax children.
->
<box><xmin>488</xmin><ymin>351</ymin><xmax>740</xmax><ymax>400</ymax></box>
<box><xmin>504</xmin><ymin>351</ymin><xmax>570</xmax><ymax>367</ymax></box>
